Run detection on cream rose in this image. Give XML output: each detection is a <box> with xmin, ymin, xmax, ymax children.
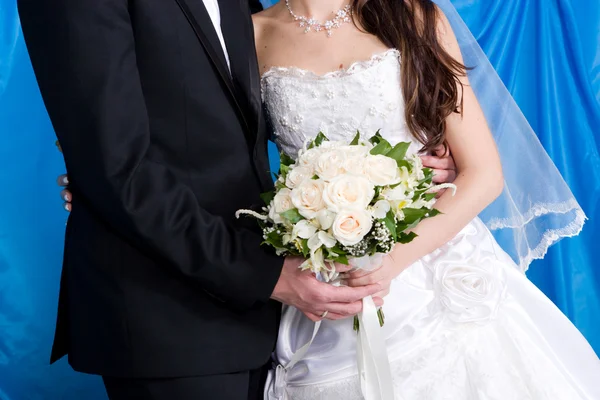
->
<box><xmin>291</xmin><ymin>179</ymin><xmax>327</xmax><ymax>219</ymax></box>
<box><xmin>363</xmin><ymin>154</ymin><xmax>402</xmax><ymax>186</ymax></box>
<box><xmin>323</xmin><ymin>174</ymin><xmax>375</xmax><ymax>213</ymax></box>
<box><xmin>433</xmin><ymin>259</ymin><xmax>507</xmax><ymax>324</ymax></box>
<box><xmin>314</xmin><ymin>150</ymin><xmax>347</xmax><ymax>181</ymax></box>
<box><xmin>342</xmin><ymin>156</ymin><xmax>366</xmax><ymax>176</ymax></box>
<box><xmin>332</xmin><ymin>209</ymin><xmax>373</xmax><ymax>246</ymax></box>
<box><xmin>297</xmin><ymin>147</ymin><xmax>322</xmax><ymax>171</ymax></box>
<box><xmin>285</xmin><ymin>166</ymin><xmax>313</xmax><ymax>189</ymax></box>
<box><xmin>268</xmin><ymin>188</ymin><xmax>294</xmax><ymax>224</ymax></box>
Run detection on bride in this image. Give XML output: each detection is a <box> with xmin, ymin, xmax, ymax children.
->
<box><xmin>58</xmin><ymin>0</ymin><xmax>600</xmax><ymax>398</ymax></box>
<box><xmin>253</xmin><ymin>0</ymin><xmax>600</xmax><ymax>399</ymax></box>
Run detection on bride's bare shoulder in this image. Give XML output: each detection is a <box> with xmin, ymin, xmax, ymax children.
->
<box><xmin>252</xmin><ymin>4</ymin><xmax>285</xmax><ymax>64</ymax></box>
<box><xmin>252</xmin><ymin>3</ymin><xmax>281</xmax><ymax>38</ymax></box>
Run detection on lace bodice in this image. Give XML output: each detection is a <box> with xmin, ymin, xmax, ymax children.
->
<box><xmin>261</xmin><ymin>49</ymin><xmax>418</xmax><ymax>157</ymax></box>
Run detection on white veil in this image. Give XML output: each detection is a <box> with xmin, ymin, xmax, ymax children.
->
<box><xmin>434</xmin><ymin>0</ymin><xmax>586</xmax><ymax>271</ymax></box>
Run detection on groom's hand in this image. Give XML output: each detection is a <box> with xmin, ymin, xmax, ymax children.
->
<box><xmin>271</xmin><ymin>257</ymin><xmax>383</xmax><ymax>322</ymax></box>
<box><xmin>420</xmin><ymin>144</ymin><xmax>457</xmax><ymax>188</ymax></box>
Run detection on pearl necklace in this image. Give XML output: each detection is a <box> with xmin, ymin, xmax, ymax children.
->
<box><xmin>285</xmin><ymin>0</ymin><xmax>352</xmax><ymax>37</ymax></box>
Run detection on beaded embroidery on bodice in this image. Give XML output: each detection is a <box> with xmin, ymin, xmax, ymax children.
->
<box><xmin>261</xmin><ymin>49</ymin><xmax>418</xmax><ymax>158</ymax></box>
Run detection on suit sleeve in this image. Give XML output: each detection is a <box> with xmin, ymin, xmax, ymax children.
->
<box><xmin>17</xmin><ymin>0</ymin><xmax>283</xmax><ymax>310</ymax></box>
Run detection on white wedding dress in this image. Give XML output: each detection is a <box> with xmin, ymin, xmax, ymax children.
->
<box><xmin>260</xmin><ymin>49</ymin><xmax>600</xmax><ymax>399</ymax></box>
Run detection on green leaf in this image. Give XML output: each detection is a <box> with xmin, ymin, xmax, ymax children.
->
<box><xmin>280</xmin><ymin>164</ymin><xmax>290</xmax><ymax>178</ymax></box>
<box><xmin>350</xmin><ymin>131</ymin><xmax>360</xmax><ymax>146</ymax></box>
<box><xmin>370</xmin><ymin>140</ymin><xmax>393</xmax><ymax>156</ymax></box>
<box><xmin>281</xmin><ymin>208</ymin><xmax>303</xmax><ymax>224</ymax></box>
<box><xmin>300</xmin><ymin>239</ymin><xmax>310</xmax><ymax>257</ymax></box>
<box><xmin>385</xmin><ymin>142</ymin><xmax>410</xmax><ymax>164</ymax></box>
<box><xmin>280</xmin><ymin>152</ymin><xmax>296</xmax><ymax>167</ymax></box>
<box><xmin>423</xmin><ymin>192</ymin><xmax>437</xmax><ymax>201</ymax></box>
<box><xmin>275</xmin><ymin>180</ymin><xmax>287</xmax><ymax>190</ymax></box>
<box><xmin>312</xmin><ymin>175</ymin><xmax>320</xmax><ymax>180</ymax></box>
<box><xmin>427</xmin><ymin>208</ymin><xmax>442</xmax><ymax>218</ymax></box>
<box><xmin>418</xmin><ymin>168</ymin><xmax>435</xmax><ymax>185</ymax></box>
<box><xmin>369</xmin><ymin>130</ymin><xmax>383</xmax><ymax>145</ymax></box>
<box><xmin>263</xmin><ymin>229</ymin><xmax>284</xmax><ymax>248</ymax></box>
<box><xmin>373</xmin><ymin>186</ymin><xmax>382</xmax><ymax>199</ymax></box>
<box><xmin>397</xmin><ymin>159</ymin><xmax>412</xmax><ymax>170</ymax></box>
<box><xmin>397</xmin><ymin>231</ymin><xmax>418</xmax><ymax>244</ymax></box>
<box><xmin>402</xmin><ymin>208</ymin><xmax>428</xmax><ymax>224</ymax></box>
<box><xmin>333</xmin><ymin>254</ymin><xmax>349</xmax><ymax>265</ymax></box>
<box><xmin>309</xmin><ymin>132</ymin><xmax>329</xmax><ymax>149</ymax></box>
<box><xmin>260</xmin><ymin>191</ymin><xmax>275</xmax><ymax>206</ymax></box>
<box><xmin>383</xmin><ymin>210</ymin><xmax>397</xmax><ymax>240</ymax></box>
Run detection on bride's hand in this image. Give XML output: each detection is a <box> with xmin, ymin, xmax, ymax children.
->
<box><xmin>58</xmin><ymin>174</ymin><xmax>72</xmax><ymax>212</ymax></box>
<box><xmin>343</xmin><ymin>254</ymin><xmax>406</xmax><ymax>299</ymax></box>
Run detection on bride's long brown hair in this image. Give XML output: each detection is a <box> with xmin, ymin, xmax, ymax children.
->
<box><xmin>352</xmin><ymin>0</ymin><xmax>467</xmax><ymax>153</ymax></box>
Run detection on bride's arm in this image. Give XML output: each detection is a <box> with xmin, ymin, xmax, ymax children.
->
<box><xmin>347</xmin><ymin>10</ymin><xmax>503</xmax><ymax>289</ymax></box>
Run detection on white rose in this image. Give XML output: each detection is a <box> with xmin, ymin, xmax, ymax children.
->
<box><xmin>342</xmin><ymin>156</ymin><xmax>366</xmax><ymax>175</ymax></box>
<box><xmin>433</xmin><ymin>259</ymin><xmax>507</xmax><ymax>324</ymax></box>
<box><xmin>291</xmin><ymin>179</ymin><xmax>327</xmax><ymax>219</ymax></box>
<box><xmin>285</xmin><ymin>166</ymin><xmax>313</xmax><ymax>189</ymax></box>
<box><xmin>363</xmin><ymin>154</ymin><xmax>402</xmax><ymax>186</ymax></box>
<box><xmin>338</xmin><ymin>145</ymin><xmax>371</xmax><ymax>157</ymax></box>
<box><xmin>316</xmin><ymin>209</ymin><xmax>336</xmax><ymax>230</ymax></box>
<box><xmin>323</xmin><ymin>174</ymin><xmax>375</xmax><ymax>213</ymax></box>
<box><xmin>297</xmin><ymin>147</ymin><xmax>322</xmax><ymax>171</ymax></box>
<box><xmin>332</xmin><ymin>209</ymin><xmax>373</xmax><ymax>246</ymax></box>
<box><xmin>268</xmin><ymin>188</ymin><xmax>294</xmax><ymax>224</ymax></box>
<box><xmin>314</xmin><ymin>150</ymin><xmax>346</xmax><ymax>181</ymax></box>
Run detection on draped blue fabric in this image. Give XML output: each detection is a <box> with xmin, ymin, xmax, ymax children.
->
<box><xmin>0</xmin><ymin>0</ymin><xmax>597</xmax><ymax>398</ymax></box>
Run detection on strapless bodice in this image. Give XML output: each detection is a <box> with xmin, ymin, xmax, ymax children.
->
<box><xmin>261</xmin><ymin>49</ymin><xmax>419</xmax><ymax>157</ymax></box>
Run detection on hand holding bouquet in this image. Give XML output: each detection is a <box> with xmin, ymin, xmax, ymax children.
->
<box><xmin>237</xmin><ymin>131</ymin><xmax>455</xmax><ymax>328</ymax></box>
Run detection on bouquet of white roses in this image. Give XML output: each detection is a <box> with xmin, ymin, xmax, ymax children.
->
<box><xmin>237</xmin><ymin>131</ymin><xmax>454</xmax><ymax>329</ymax></box>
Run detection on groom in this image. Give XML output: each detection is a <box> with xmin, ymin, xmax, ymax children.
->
<box><xmin>19</xmin><ymin>0</ymin><xmax>456</xmax><ymax>399</ymax></box>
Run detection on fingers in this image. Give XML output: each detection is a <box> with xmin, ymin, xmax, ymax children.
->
<box><xmin>61</xmin><ymin>189</ymin><xmax>72</xmax><ymax>212</ymax></box>
<box><xmin>345</xmin><ymin>268</ymin><xmax>385</xmax><ymax>287</ymax></box>
<box><xmin>420</xmin><ymin>155</ymin><xmax>454</xmax><ymax>171</ymax></box>
<box><xmin>433</xmin><ymin>144</ymin><xmax>450</xmax><ymax>157</ymax></box>
<box><xmin>304</xmin><ymin>312</ymin><xmax>322</xmax><ymax>322</ymax></box>
<box><xmin>303</xmin><ymin>310</ymin><xmax>359</xmax><ymax>322</ymax></box>
<box><xmin>431</xmin><ymin>169</ymin><xmax>457</xmax><ymax>184</ymax></box>
<box><xmin>317</xmin><ymin>297</ymin><xmax>384</xmax><ymax>318</ymax></box>
<box><xmin>57</xmin><ymin>174</ymin><xmax>69</xmax><ymax>187</ymax></box>
<box><xmin>344</xmin><ymin>265</ymin><xmax>382</xmax><ymax>280</ymax></box>
<box><xmin>372</xmin><ymin>297</ymin><xmax>384</xmax><ymax>307</ymax></box>
<box><xmin>61</xmin><ymin>189</ymin><xmax>71</xmax><ymax>203</ymax></box>
<box><xmin>333</xmin><ymin>262</ymin><xmax>353</xmax><ymax>274</ymax></box>
<box><xmin>322</xmin><ymin>282</ymin><xmax>381</xmax><ymax>304</ymax></box>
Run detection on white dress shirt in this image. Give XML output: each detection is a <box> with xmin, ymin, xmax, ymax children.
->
<box><xmin>202</xmin><ymin>0</ymin><xmax>231</xmax><ymax>71</ymax></box>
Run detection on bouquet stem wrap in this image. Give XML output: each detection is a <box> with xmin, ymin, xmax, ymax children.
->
<box><xmin>357</xmin><ymin>295</ymin><xmax>394</xmax><ymax>400</ymax></box>
<box><xmin>350</xmin><ymin>253</ymin><xmax>394</xmax><ymax>400</ymax></box>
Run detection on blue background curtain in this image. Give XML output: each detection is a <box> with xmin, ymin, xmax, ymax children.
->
<box><xmin>0</xmin><ymin>0</ymin><xmax>598</xmax><ymax>398</ymax></box>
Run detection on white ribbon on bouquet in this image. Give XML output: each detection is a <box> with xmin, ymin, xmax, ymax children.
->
<box><xmin>265</xmin><ymin>254</ymin><xmax>394</xmax><ymax>400</ymax></box>
<box><xmin>349</xmin><ymin>254</ymin><xmax>395</xmax><ymax>400</ymax></box>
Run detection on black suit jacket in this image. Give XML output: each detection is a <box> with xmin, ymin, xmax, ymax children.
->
<box><xmin>18</xmin><ymin>0</ymin><xmax>284</xmax><ymax>378</ymax></box>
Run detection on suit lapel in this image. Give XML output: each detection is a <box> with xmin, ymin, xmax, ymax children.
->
<box><xmin>219</xmin><ymin>0</ymin><xmax>262</xmax><ymax>140</ymax></box>
<box><xmin>174</xmin><ymin>0</ymin><xmax>254</xmax><ymax>148</ymax></box>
